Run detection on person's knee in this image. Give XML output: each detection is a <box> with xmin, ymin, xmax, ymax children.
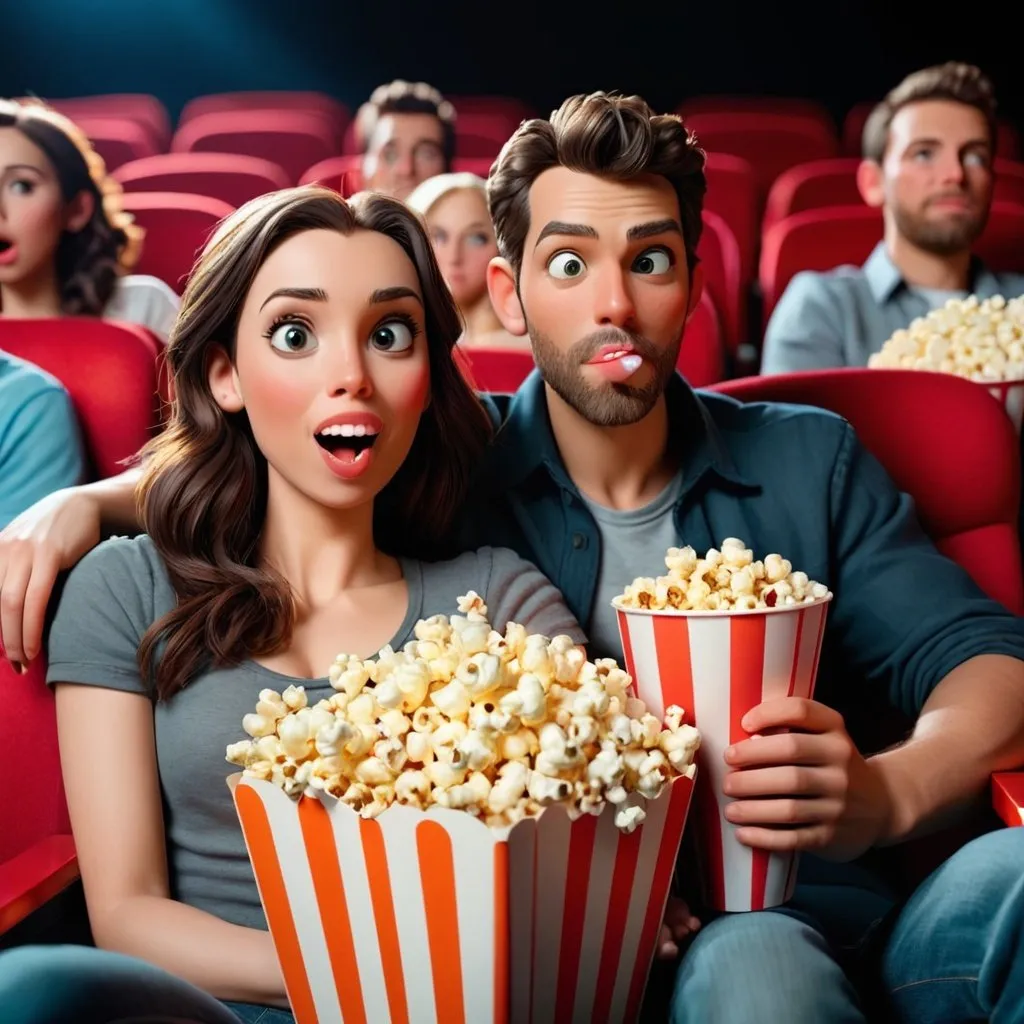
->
<box><xmin>0</xmin><ymin>945</ymin><xmax>107</xmax><ymax>1023</ymax></box>
<box><xmin>670</xmin><ymin>911</ymin><xmax>864</xmax><ymax>1024</ymax></box>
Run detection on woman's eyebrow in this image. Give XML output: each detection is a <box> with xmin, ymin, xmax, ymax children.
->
<box><xmin>369</xmin><ymin>286</ymin><xmax>423</xmax><ymax>306</ymax></box>
<box><xmin>259</xmin><ymin>287</ymin><xmax>328</xmax><ymax>311</ymax></box>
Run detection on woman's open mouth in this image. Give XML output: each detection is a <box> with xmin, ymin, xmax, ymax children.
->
<box><xmin>314</xmin><ymin>414</ymin><xmax>383</xmax><ymax>480</ymax></box>
<box><xmin>0</xmin><ymin>240</ymin><xmax>18</xmax><ymax>266</ymax></box>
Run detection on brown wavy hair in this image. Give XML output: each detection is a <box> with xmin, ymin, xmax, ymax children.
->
<box><xmin>136</xmin><ymin>186</ymin><xmax>493</xmax><ymax>700</ymax></box>
<box><xmin>0</xmin><ymin>100</ymin><xmax>143</xmax><ymax>315</ymax></box>
<box><xmin>487</xmin><ymin>91</ymin><xmax>706</xmax><ymax>280</ymax></box>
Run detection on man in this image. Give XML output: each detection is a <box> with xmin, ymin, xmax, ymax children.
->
<box><xmin>0</xmin><ymin>350</ymin><xmax>84</xmax><ymax>529</ymax></box>
<box><xmin>356</xmin><ymin>79</ymin><xmax>456</xmax><ymax>201</ymax></box>
<box><xmin>2</xmin><ymin>93</ymin><xmax>1024</xmax><ymax>1023</ymax></box>
<box><xmin>761</xmin><ymin>62</ymin><xmax>1024</xmax><ymax>374</ymax></box>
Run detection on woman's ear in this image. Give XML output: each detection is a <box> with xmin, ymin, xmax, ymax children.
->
<box><xmin>64</xmin><ymin>190</ymin><xmax>95</xmax><ymax>233</ymax></box>
<box><xmin>486</xmin><ymin>256</ymin><xmax>528</xmax><ymax>337</ymax></box>
<box><xmin>208</xmin><ymin>346</ymin><xmax>244</xmax><ymax>412</ymax></box>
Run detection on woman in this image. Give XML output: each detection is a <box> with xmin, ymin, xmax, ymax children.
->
<box><xmin>0</xmin><ymin>100</ymin><xmax>179</xmax><ymax>340</ymax></box>
<box><xmin>0</xmin><ymin>186</ymin><xmax>583</xmax><ymax>1023</ymax></box>
<box><xmin>406</xmin><ymin>172</ymin><xmax>528</xmax><ymax>349</ymax></box>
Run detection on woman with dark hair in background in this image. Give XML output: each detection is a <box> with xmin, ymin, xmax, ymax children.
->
<box><xmin>0</xmin><ymin>185</ymin><xmax>582</xmax><ymax>1023</ymax></box>
<box><xmin>0</xmin><ymin>100</ymin><xmax>179</xmax><ymax>340</ymax></box>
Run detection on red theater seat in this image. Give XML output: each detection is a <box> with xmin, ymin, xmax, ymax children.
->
<box><xmin>120</xmin><ymin>192</ymin><xmax>234</xmax><ymax>292</ymax></box>
<box><xmin>115</xmin><ymin>152</ymin><xmax>289</xmax><ymax>208</ymax></box>
<box><xmin>72</xmin><ymin>116</ymin><xmax>160</xmax><ymax>173</ymax></box>
<box><xmin>703</xmin><ymin>153</ymin><xmax>759</xmax><ymax>288</ymax></box>
<box><xmin>698</xmin><ymin>210</ymin><xmax>745</xmax><ymax>355</ymax></box>
<box><xmin>45</xmin><ymin>94</ymin><xmax>171</xmax><ymax>151</ymax></box>
<box><xmin>178</xmin><ymin>91</ymin><xmax>350</xmax><ymax>145</ymax></box>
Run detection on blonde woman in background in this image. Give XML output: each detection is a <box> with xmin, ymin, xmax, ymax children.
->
<box><xmin>406</xmin><ymin>173</ymin><xmax>528</xmax><ymax>349</ymax></box>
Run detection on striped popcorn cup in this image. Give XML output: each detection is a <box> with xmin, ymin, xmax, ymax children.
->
<box><xmin>985</xmin><ymin>379</ymin><xmax>1024</xmax><ymax>435</ymax></box>
<box><xmin>613</xmin><ymin>594</ymin><xmax>831</xmax><ymax>912</ymax></box>
<box><xmin>229</xmin><ymin>771</ymin><xmax>695</xmax><ymax>1024</ymax></box>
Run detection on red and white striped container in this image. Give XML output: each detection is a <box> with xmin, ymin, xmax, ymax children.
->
<box><xmin>985</xmin><ymin>379</ymin><xmax>1024</xmax><ymax>435</ymax></box>
<box><xmin>229</xmin><ymin>771</ymin><xmax>695</xmax><ymax>1024</ymax></box>
<box><xmin>614</xmin><ymin>594</ymin><xmax>831</xmax><ymax>912</ymax></box>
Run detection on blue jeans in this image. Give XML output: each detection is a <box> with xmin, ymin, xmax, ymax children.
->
<box><xmin>670</xmin><ymin>827</ymin><xmax>1024</xmax><ymax>1023</ymax></box>
<box><xmin>0</xmin><ymin>944</ymin><xmax>295</xmax><ymax>1023</ymax></box>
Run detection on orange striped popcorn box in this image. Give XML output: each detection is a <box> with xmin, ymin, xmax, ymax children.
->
<box><xmin>985</xmin><ymin>380</ymin><xmax>1024</xmax><ymax>435</ymax></box>
<box><xmin>228</xmin><ymin>770</ymin><xmax>695</xmax><ymax>1024</ymax></box>
<box><xmin>613</xmin><ymin>594</ymin><xmax>831</xmax><ymax>912</ymax></box>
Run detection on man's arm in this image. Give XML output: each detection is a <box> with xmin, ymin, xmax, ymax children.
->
<box><xmin>760</xmin><ymin>273</ymin><xmax>849</xmax><ymax>375</ymax></box>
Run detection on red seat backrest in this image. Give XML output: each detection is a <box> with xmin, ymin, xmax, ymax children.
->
<box><xmin>704</xmin><ymin>153</ymin><xmax>760</xmax><ymax>288</ymax></box>
<box><xmin>455</xmin><ymin>345</ymin><xmax>535</xmax><ymax>394</ymax></box>
<box><xmin>0</xmin><ymin>317</ymin><xmax>165</xmax><ymax>861</ymax></box>
<box><xmin>679</xmin><ymin>96</ymin><xmax>834</xmax><ymax>133</ymax></box>
<box><xmin>71</xmin><ymin>116</ymin><xmax>160</xmax><ymax>173</ymax></box>
<box><xmin>120</xmin><ymin>191</ymin><xmax>235</xmax><ymax>293</ymax></box>
<box><xmin>114</xmin><ymin>152</ymin><xmax>290</xmax><ymax>208</ymax></box>
<box><xmin>760</xmin><ymin>201</ymin><xmax>1024</xmax><ymax>323</ymax></box>
<box><xmin>710</xmin><ymin>368</ymin><xmax>1023</xmax><ymax>614</ymax></box>
<box><xmin>178</xmin><ymin>91</ymin><xmax>350</xmax><ymax>145</ymax></box>
<box><xmin>43</xmin><ymin>94</ymin><xmax>171</xmax><ymax>150</ymax></box>
<box><xmin>698</xmin><ymin>210</ymin><xmax>745</xmax><ymax>355</ymax></box>
<box><xmin>172</xmin><ymin>110</ymin><xmax>336</xmax><ymax>185</ymax></box>
<box><xmin>678</xmin><ymin>291</ymin><xmax>725</xmax><ymax>388</ymax></box>
<box><xmin>685</xmin><ymin>112</ymin><xmax>839</xmax><ymax>197</ymax></box>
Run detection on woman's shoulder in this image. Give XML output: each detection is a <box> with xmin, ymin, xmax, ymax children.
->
<box><xmin>414</xmin><ymin>545</ymin><xmax>535</xmax><ymax>592</ymax></box>
<box><xmin>105</xmin><ymin>275</ymin><xmax>181</xmax><ymax>340</ymax></box>
<box><xmin>66</xmin><ymin>533</ymin><xmax>173</xmax><ymax>618</ymax></box>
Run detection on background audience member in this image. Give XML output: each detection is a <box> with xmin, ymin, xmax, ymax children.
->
<box><xmin>406</xmin><ymin>172</ymin><xmax>527</xmax><ymax>348</ymax></box>
<box><xmin>0</xmin><ymin>101</ymin><xmax>179</xmax><ymax>342</ymax></box>
<box><xmin>761</xmin><ymin>63</ymin><xmax>1024</xmax><ymax>374</ymax></box>
<box><xmin>0</xmin><ymin>350</ymin><xmax>83</xmax><ymax>529</ymax></box>
<box><xmin>356</xmin><ymin>80</ymin><xmax>456</xmax><ymax>201</ymax></box>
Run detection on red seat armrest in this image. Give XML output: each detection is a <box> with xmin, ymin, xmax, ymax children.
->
<box><xmin>992</xmin><ymin>772</ymin><xmax>1024</xmax><ymax>827</ymax></box>
<box><xmin>0</xmin><ymin>835</ymin><xmax>79</xmax><ymax>934</ymax></box>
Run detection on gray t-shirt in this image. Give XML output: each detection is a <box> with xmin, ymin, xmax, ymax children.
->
<box><xmin>579</xmin><ymin>473</ymin><xmax>684</xmax><ymax>661</ymax></box>
<box><xmin>46</xmin><ymin>534</ymin><xmax>585</xmax><ymax>931</ymax></box>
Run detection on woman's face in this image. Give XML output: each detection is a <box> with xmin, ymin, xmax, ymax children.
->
<box><xmin>213</xmin><ymin>227</ymin><xmax>432</xmax><ymax>513</ymax></box>
<box><xmin>425</xmin><ymin>189</ymin><xmax>497</xmax><ymax>309</ymax></box>
<box><xmin>0</xmin><ymin>127</ymin><xmax>68</xmax><ymax>288</ymax></box>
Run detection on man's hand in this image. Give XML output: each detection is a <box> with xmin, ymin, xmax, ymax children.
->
<box><xmin>722</xmin><ymin>697</ymin><xmax>894</xmax><ymax>862</ymax></box>
<box><xmin>656</xmin><ymin>896</ymin><xmax>701</xmax><ymax>959</ymax></box>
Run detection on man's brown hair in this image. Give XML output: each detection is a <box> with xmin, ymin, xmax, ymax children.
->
<box><xmin>862</xmin><ymin>62</ymin><xmax>998</xmax><ymax>163</ymax></box>
<box><xmin>356</xmin><ymin>79</ymin><xmax>457</xmax><ymax>170</ymax></box>
<box><xmin>487</xmin><ymin>91</ymin><xmax>706</xmax><ymax>278</ymax></box>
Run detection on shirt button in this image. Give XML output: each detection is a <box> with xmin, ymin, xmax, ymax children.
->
<box><xmin>572</xmin><ymin>533</ymin><xmax>587</xmax><ymax>550</ymax></box>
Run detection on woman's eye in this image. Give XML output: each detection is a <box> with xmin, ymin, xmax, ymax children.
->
<box><xmin>370</xmin><ymin>319</ymin><xmax>415</xmax><ymax>353</ymax></box>
<box><xmin>467</xmin><ymin>232</ymin><xmax>491</xmax><ymax>248</ymax></box>
<box><xmin>548</xmin><ymin>251</ymin><xmax>586</xmax><ymax>280</ymax></box>
<box><xmin>633</xmin><ymin>248</ymin><xmax>673</xmax><ymax>275</ymax></box>
<box><xmin>9</xmin><ymin>179</ymin><xmax>34</xmax><ymax>196</ymax></box>
<box><xmin>268</xmin><ymin>321</ymin><xmax>317</xmax><ymax>354</ymax></box>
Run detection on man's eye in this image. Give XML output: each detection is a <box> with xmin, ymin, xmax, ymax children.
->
<box><xmin>548</xmin><ymin>251</ymin><xmax>586</xmax><ymax>279</ymax></box>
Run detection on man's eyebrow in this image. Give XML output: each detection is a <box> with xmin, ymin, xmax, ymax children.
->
<box><xmin>626</xmin><ymin>219</ymin><xmax>683</xmax><ymax>241</ymax></box>
<box><xmin>369</xmin><ymin>286</ymin><xmax>422</xmax><ymax>306</ymax></box>
<box><xmin>259</xmin><ymin>287</ymin><xmax>328</xmax><ymax>311</ymax></box>
<box><xmin>534</xmin><ymin>221</ymin><xmax>599</xmax><ymax>248</ymax></box>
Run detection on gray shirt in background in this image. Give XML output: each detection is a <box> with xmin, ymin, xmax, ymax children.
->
<box><xmin>761</xmin><ymin>242</ymin><xmax>1024</xmax><ymax>375</ymax></box>
<box><xmin>579</xmin><ymin>473</ymin><xmax>684</xmax><ymax>661</ymax></box>
<box><xmin>47</xmin><ymin>535</ymin><xmax>585</xmax><ymax>932</ymax></box>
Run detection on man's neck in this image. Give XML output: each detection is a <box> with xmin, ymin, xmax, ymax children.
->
<box><xmin>885</xmin><ymin>229</ymin><xmax>972</xmax><ymax>292</ymax></box>
<box><xmin>545</xmin><ymin>385</ymin><xmax>678</xmax><ymax>511</ymax></box>
<box><xmin>0</xmin><ymin>273</ymin><xmax>63</xmax><ymax>319</ymax></box>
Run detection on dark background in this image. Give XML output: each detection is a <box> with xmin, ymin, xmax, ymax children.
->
<box><xmin>0</xmin><ymin>0</ymin><xmax>1020</xmax><ymax>130</ymax></box>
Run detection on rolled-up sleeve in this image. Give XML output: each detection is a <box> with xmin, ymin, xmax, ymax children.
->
<box><xmin>761</xmin><ymin>272</ymin><xmax>848</xmax><ymax>375</ymax></box>
<box><xmin>827</xmin><ymin>421</ymin><xmax>1024</xmax><ymax>717</ymax></box>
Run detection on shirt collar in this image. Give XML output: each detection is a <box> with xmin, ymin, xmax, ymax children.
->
<box><xmin>863</xmin><ymin>240</ymin><xmax>1001</xmax><ymax>302</ymax></box>
<box><xmin>485</xmin><ymin>369</ymin><xmax>758</xmax><ymax>496</ymax></box>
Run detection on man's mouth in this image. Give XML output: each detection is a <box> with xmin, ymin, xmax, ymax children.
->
<box><xmin>585</xmin><ymin>344</ymin><xmax>645</xmax><ymax>381</ymax></box>
<box><xmin>314</xmin><ymin>422</ymin><xmax>380</xmax><ymax>465</ymax></box>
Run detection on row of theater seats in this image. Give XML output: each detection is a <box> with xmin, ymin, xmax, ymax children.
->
<box><xmin>2</xmin><ymin>315</ymin><xmax>1021</xmax><ymax>936</ymax></box>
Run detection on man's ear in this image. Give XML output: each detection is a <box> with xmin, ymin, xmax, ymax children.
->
<box><xmin>685</xmin><ymin>263</ymin><xmax>705</xmax><ymax>321</ymax></box>
<box><xmin>857</xmin><ymin>159</ymin><xmax>885</xmax><ymax>208</ymax></box>
<box><xmin>208</xmin><ymin>346</ymin><xmax>244</xmax><ymax>412</ymax></box>
<box><xmin>486</xmin><ymin>256</ymin><xmax>528</xmax><ymax>337</ymax></box>
<box><xmin>64</xmin><ymin>190</ymin><xmax>95</xmax><ymax>233</ymax></box>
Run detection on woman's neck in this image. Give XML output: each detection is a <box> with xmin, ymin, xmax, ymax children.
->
<box><xmin>259</xmin><ymin>471</ymin><xmax>400</xmax><ymax>613</ymax></box>
<box><xmin>460</xmin><ymin>295</ymin><xmax>505</xmax><ymax>342</ymax></box>
<box><xmin>0</xmin><ymin>270</ymin><xmax>62</xmax><ymax>319</ymax></box>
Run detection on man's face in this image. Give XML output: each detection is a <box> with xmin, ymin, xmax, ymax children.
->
<box><xmin>362</xmin><ymin>112</ymin><xmax>447</xmax><ymax>200</ymax></box>
<box><xmin>514</xmin><ymin>167</ymin><xmax>700</xmax><ymax>427</ymax></box>
<box><xmin>879</xmin><ymin>100</ymin><xmax>994</xmax><ymax>255</ymax></box>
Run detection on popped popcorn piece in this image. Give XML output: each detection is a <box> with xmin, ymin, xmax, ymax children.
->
<box><xmin>228</xmin><ymin>593</ymin><xmax>701</xmax><ymax>833</ymax></box>
<box><xmin>614</xmin><ymin>540</ymin><xmax>831</xmax><ymax>612</ymax></box>
<box><xmin>870</xmin><ymin>294</ymin><xmax>1024</xmax><ymax>382</ymax></box>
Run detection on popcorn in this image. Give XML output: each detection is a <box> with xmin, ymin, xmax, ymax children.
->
<box><xmin>614</xmin><ymin>540</ymin><xmax>831</xmax><ymax>612</ymax></box>
<box><xmin>228</xmin><ymin>595</ymin><xmax>701</xmax><ymax>833</ymax></box>
<box><xmin>869</xmin><ymin>294</ymin><xmax>1024</xmax><ymax>382</ymax></box>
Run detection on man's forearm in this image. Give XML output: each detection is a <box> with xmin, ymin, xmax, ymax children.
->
<box><xmin>85</xmin><ymin>467</ymin><xmax>144</xmax><ymax>532</ymax></box>
<box><xmin>869</xmin><ymin>654</ymin><xmax>1024</xmax><ymax>844</ymax></box>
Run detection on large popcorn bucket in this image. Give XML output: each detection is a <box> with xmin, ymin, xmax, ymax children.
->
<box><xmin>985</xmin><ymin>379</ymin><xmax>1024</xmax><ymax>435</ymax></box>
<box><xmin>614</xmin><ymin>595</ymin><xmax>831</xmax><ymax>912</ymax></box>
<box><xmin>229</xmin><ymin>772</ymin><xmax>695</xmax><ymax>1024</ymax></box>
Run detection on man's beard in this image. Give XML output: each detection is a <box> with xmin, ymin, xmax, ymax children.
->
<box><xmin>892</xmin><ymin>195</ymin><xmax>988</xmax><ymax>257</ymax></box>
<box><xmin>528</xmin><ymin>322</ymin><xmax>681</xmax><ymax>427</ymax></box>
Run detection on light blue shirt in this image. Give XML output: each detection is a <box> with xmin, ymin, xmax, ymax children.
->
<box><xmin>0</xmin><ymin>352</ymin><xmax>85</xmax><ymax>528</ymax></box>
<box><xmin>761</xmin><ymin>242</ymin><xmax>1024</xmax><ymax>374</ymax></box>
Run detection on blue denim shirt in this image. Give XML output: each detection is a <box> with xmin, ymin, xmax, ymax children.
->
<box><xmin>463</xmin><ymin>370</ymin><xmax>1024</xmax><ymax>753</ymax></box>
